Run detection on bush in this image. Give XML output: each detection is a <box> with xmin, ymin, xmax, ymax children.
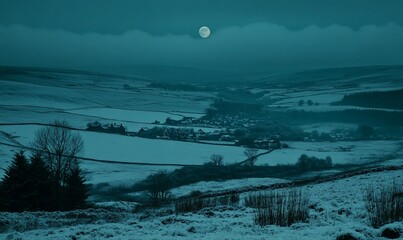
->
<box><xmin>246</xmin><ymin>190</ymin><xmax>309</xmax><ymax>227</ymax></box>
<box><xmin>235</xmin><ymin>137</ymin><xmax>256</xmax><ymax>147</ymax></box>
<box><xmin>296</xmin><ymin>154</ymin><xmax>332</xmax><ymax>171</ymax></box>
<box><xmin>381</xmin><ymin>224</ymin><xmax>402</xmax><ymax>239</ymax></box>
<box><xmin>336</xmin><ymin>233</ymin><xmax>361</xmax><ymax>240</ymax></box>
<box><xmin>0</xmin><ymin>209</ymin><xmax>125</xmax><ymax>233</ymax></box>
<box><xmin>175</xmin><ymin>193</ymin><xmax>240</xmax><ymax>213</ymax></box>
<box><xmin>88</xmin><ymin>183</ymin><xmax>136</xmax><ymax>202</ymax></box>
<box><xmin>144</xmin><ymin>171</ymin><xmax>172</xmax><ymax>206</ymax></box>
<box><xmin>365</xmin><ymin>182</ymin><xmax>403</xmax><ymax>228</ymax></box>
<box><xmin>175</xmin><ymin>198</ymin><xmax>204</xmax><ymax>213</ymax></box>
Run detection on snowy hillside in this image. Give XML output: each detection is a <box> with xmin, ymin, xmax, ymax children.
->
<box><xmin>0</xmin><ymin>167</ymin><xmax>402</xmax><ymax>240</ymax></box>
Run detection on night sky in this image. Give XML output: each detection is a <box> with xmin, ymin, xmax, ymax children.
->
<box><xmin>0</xmin><ymin>0</ymin><xmax>402</xmax><ymax>71</ymax></box>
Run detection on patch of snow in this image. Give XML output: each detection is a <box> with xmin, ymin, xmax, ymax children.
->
<box><xmin>171</xmin><ymin>177</ymin><xmax>289</xmax><ymax>197</ymax></box>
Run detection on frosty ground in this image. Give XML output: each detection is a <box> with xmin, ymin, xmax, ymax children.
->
<box><xmin>1</xmin><ymin>167</ymin><xmax>402</xmax><ymax>240</ymax></box>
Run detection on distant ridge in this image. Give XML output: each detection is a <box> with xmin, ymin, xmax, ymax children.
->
<box><xmin>1</xmin><ymin>64</ymin><xmax>403</xmax><ymax>86</ymax></box>
<box><xmin>255</xmin><ymin>65</ymin><xmax>403</xmax><ymax>86</ymax></box>
<box><xmin>0</xmin><ymin>65</ymin><xmax>149</xmax><ymax>82</ymax></box>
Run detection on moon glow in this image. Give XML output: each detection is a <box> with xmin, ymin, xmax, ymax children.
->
<box><xmin>199</xmin><ymin>26</ymin><xmax>211</xmax><ymax>38</ymax></box>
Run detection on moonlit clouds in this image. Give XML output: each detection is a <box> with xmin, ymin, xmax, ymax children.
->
<box><xmin>0</xmin><ymin>22</ymin><xmax>403</xmax><ymax>70</ymax></box>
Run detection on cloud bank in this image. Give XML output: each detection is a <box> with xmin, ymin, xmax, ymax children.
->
<box><xmin>1</xmin><ymin>22</ymin><xmax>403</xmax><ymax>71</ymax></box>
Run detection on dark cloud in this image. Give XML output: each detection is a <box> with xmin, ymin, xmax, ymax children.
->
<box><xmin>1</xmin><ymin>1</ymin><xmax>402</xmax><ymax>71</ymax></box>
<box><xmin>0</xmin><ymin>0</ymin><xmax>402</xmax><ymax>36</ymax></box>
<box><xmin>1</xmin><ymin>23</ymin><xmax>402</xmax><ymax>71</ymax></box>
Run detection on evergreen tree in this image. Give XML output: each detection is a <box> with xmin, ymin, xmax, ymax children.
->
<box><xmin>26</xmin><ymin>153</ymin><xmax>56</xmax><ymax>211</ymax></box>
<box><xmin>64</xmin><ymin>167</ymin><xmax>88</xmax><ymax>210</ymax></box>
<box><xmin>0</xmin><ymin>151</ymin><xmax>88</xmax><ymax>212</ymax></box>
<box><xmin>0</xmin><ymin>151</ymin><xmax>30</xmax><ymax>212</ymax></box>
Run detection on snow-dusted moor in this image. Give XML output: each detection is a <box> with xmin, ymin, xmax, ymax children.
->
<box><xmin>1</xmin><ymin>1</ymin><xmax>403</xmax><ymax>240</ymax></box>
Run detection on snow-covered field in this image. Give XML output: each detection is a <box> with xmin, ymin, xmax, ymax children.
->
<box><xmin>2</xmin><ymin>123</ymin><xmax>401</xmax><ymax>185</ymax></box>
<box><xmin>1</xmin><ymin>168</ymin><xmax>402</xmax><ymax>240</ymax></box>
<box><xmin>264</xmin><ymin>80</ymin><xmax>403</xmax><ymax>113</ymax></box>
<box><xmin>0</xmin><ymin>125</ymin><xmax>247</xmax><ymax>165</ymax></box>
<box><xmin>258</xmin><ymin>140</ymin><xmax>403</xmax><ymax>165</ymax></box>
<box><xmin>0</xmin><ymin>73</ymin><xmax>217</xmax><ymax>185</ymax></box>
<box><xmin>0</xmin><ymin>124</ymin><xmax>244</xmax><ymax>185</ymax></box>
<box><xmin>1</xmin><ymin>122</ymin><xmax>402</xmax><ymax>185</ymax></box>
<box><xmin>0</xmin><ymin>74</ymin><xmax>211</xmax><ymax>125</ymax></box>
<box><xmin>0</xmin><ymin>73</ymin><xmax>212</xmax><ymax>113</ymax></box>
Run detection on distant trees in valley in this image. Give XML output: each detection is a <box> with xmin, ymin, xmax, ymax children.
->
<box><xmin>148</xmin><ymin>82</ymin><xmax>210</xmax><ymax>92</ymax></box>
<box><xmin>205</xmin><ymin>99</ymin><xmax>263</xmax><ymax>117</ymax></box>
<box><xmin>209</xmin><ymin>154</ymin><xmax>224</xmax><ymax>166</ymax></box>
<box><xmin>137</xmin><ymin>126</ymin><xmax>196</xmax><ymax>141</ymax></box>
<box><xmin>244</xmin><ymin>148</ymin><xmax>259</xmax><ymax>166</ymax></box>
<box><xmin>298</xmin><ymin>99</ymin><xmax>315</xmax><ymax>106</ymax></box>
<box><xmin>278</xmin><ymin>109</ymin><xmax>403</xmax><ymax>127</ymax></box>
<box><xmin>332</xmin><ymin>89</ymin><xmax>403</xmax><ymax>110</ymax></box>
<box><xmin>356</xmin><ymin>125</ymin><xmax>375</xmax><ymax>140</ymax></box>
<box><xmin>296</xmin><ymin>154</ymin><xmax>333</xmax><ymax>171</ymax></box>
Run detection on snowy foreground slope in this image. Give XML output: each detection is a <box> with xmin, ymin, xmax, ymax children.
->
<box><xmin>1</xmin><ymin>168</ymin><xmax>402</xmax><ymax>240</ymax></box>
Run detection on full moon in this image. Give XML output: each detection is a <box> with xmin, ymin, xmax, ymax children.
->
<box><xmin>199</xmin><ymin>26</ymin><xmax>211</xmax><ymax>38</ymax></box>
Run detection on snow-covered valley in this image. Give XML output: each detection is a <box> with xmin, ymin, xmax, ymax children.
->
<box><xmin>1</xmin><ymin>67</ymin><xmax>403</xmax><ymax>239</ymax></box>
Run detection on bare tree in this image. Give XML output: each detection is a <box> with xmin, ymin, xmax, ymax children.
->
<box><xmin>210</xmin><ymin>154</ymin><xmax>224</xmax><ymax>166</ymax></box>
<box><xmin>31</xmin><ymin>120</ymin><xmax>84</xmax><ymax>187</ymax></box>
<box><xmin>244</xmin><ymin>148</ymin><xmax>259</xmax><ymax>166</ymax></box>
<box><xmin>145</xmin><ymin>170</ymin><xmax>172</xmax><ymax>206</ymax></box>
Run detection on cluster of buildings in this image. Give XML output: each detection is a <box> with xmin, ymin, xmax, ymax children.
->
<box><xmin>86</xmin><ymin>121</ymin><xmax>127</xmax><ymax>135</ymax></box>
<box><xmin>86</xmin><ymin>115</ymin><xmax>284</xmax><ymax>150</ymax></box>
<box><xmin>136</xmin><ymin>126</ymin><xmax>283</xmax><ymax>150</ymax></box>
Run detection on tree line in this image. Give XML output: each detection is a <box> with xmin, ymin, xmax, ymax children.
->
<box><xmin>332</xmin><ymin>89</ymin><xmax>403</xmax><ymax>110</ymax></box>
<box><xmin>0</xmin><ymin>121</ymin><xmax>88</xmax><ymax>212</ymax></box>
